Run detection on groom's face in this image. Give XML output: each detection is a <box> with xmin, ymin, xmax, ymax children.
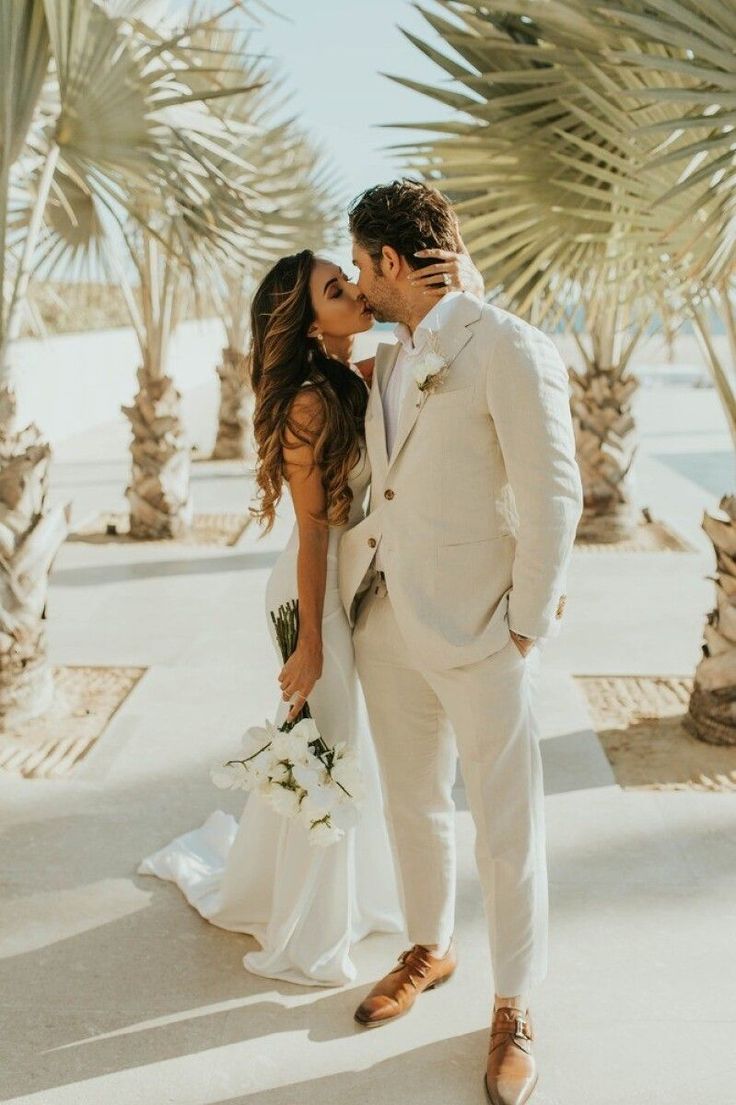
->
<box><xmin>351</xmin><ymin>242</ymin><xmax>404</xmax><ymax>324</ymax></box>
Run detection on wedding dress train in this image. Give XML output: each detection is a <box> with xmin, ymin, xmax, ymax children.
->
<box><xmin>138</xmin><ymin>442</ymin><xmax>404</xmax><ymax>986</ymax></box>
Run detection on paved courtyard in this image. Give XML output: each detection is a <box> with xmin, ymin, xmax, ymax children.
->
<box><xmin>1</xmin><ymin>372</ymin><xmax>735</xmax><ymax>1105</ymax></box>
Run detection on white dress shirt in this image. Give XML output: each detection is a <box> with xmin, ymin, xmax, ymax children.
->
<box><xmin>374</xmin><ymin>292</ymin><xmax>461</xmax><ymax>571</ymax></box>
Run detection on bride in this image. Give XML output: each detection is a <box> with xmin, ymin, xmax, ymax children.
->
<box><xmin>139</xmin><ymin>244</ymin><xmax>483</xmax><ymax>986</ymax></box>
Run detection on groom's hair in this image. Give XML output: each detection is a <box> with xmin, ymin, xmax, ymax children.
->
<box><xmin>348</xmin><ymin>178</ymin><xmax>461</xmax><ymax>273</ymax></box>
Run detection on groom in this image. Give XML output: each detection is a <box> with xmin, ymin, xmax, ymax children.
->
<box><xmin>338</xmin><ymin>180</ymin><xmax>583</xmax><ymax>1105</ymax></box>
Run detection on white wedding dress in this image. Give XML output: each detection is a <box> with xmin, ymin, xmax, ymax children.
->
<box><xmin>138</xmin><ymin>428</ymin><xmax>404</xmax><ymax>987</ymax></box>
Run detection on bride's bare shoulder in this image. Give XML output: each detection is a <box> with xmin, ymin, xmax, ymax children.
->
<box><xmin>354</xmin><ymin>357</ymin><xmax>374</xmax><ymax>385</ymax></box>
<box><xmin>285</xmin><ymin>385</ymin><xmax>326</xmax><ymax>435</ymax></box>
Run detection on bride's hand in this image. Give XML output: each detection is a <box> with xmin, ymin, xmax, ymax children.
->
<box><xmin>409</xmin><ymin>245</ymin><xmax>485</xmax><ymax>301</ymax></box>
<box><xmin>279</xmin><ymin>639</ymin><xmax>323</xmax><ymax>723</ymax></box>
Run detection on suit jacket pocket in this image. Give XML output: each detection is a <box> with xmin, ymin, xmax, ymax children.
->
<box><xmin>436</xmin><ymin>535</ymin><xmax>515</xmax><ymax>642</ymax></box>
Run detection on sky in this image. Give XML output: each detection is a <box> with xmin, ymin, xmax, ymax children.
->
<box><xmin>162</xmin><ymin>0</ymin><xmax>460</xmax><ymax>267</ymax></box>
<box><xmin>242</xmin><ymin>0</ymin><xmax>459</xmax><ymax>261</ymax></box>
<box><xmin>248</xmin><ymin>0</ymin><xmax>455</xmax><ymax>194</ymax></box>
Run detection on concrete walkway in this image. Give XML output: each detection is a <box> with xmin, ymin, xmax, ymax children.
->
<box><xmin>1</xmin><ymin>373</ymin><xmax>735</xmax><ymax>1105</ymax></box>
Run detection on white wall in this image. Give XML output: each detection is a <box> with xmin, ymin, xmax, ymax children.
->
<box><xmin>9</xmin><ymin>318</ymin><xmax>226</xmax><ymax>445</ymax></box>
<box><xmin>8</xmin><ymin>316</ymin><xmax>723</xmax><ymax>449</ymax></box>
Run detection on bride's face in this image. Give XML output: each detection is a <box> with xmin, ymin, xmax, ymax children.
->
<box><xmin>308</xmin><ymin>258</ymin><xmax>374</xmax><ymax>340</ymax></box>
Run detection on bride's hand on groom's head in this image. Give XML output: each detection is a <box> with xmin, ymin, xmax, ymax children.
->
<box><xmin>278</xmin><ymin>639</ymin><xmax>324</xmax><ymax>723</ymax></box>
<box><xmin>410</xmin><ymin>248</ymin><xmax>485</xmax><ymax>301</ymax></box>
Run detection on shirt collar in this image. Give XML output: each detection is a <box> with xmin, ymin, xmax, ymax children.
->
<box><xmin>393</xmin><ymin>290</ymin><xmax>463</xmax><ymax>356</ymax></box>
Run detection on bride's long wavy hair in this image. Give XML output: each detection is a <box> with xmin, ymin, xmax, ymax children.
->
<box><xmin>249</xmin><ymin>250</ymin><xmax>368</xmax><ymax>534</ymax></box>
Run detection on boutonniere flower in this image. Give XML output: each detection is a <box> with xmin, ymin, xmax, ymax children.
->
<box><xmin>412</xmin><ymin>331</ymin><xmax>449</xmax><ymax>395</ymax></box>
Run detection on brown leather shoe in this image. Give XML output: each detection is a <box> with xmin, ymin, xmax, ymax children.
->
<box><xmin>354</xmin><ymin>941</ymin><xmax>457</xmax><ymax>1027</ymax></box>
<box><xmin>484</xmin><ymin>1006</ymin><xmax>537</xmax><ymax>1105</ymax></box>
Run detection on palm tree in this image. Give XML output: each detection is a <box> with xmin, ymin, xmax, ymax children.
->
<box><xmin>118</xmin><ymin>219</ymin><xmax>197</xmax><ymax>538</ymax></box>
<box><xmin>211</xmin><ymin>123</ymin><xmax>341</xmax><ymax>459</ymax></box>
<box><xmin>47</xmin><ymin>5</ymin><xmax>274</xmax><ymax>538</ymax></box>
<box><xmin>400</xmin><ymin>0</ymin><xmax>736</xmax><ymax>739</ymax></box>
<box><xmin>0</xmin><ymin>0</ymin><xmax>259</xmax><ymax>721</ymax></box>
<box><xmin>592</xmin><ymin>0</ymin><xmax>736</xmax><ymax>741</ymax></box>
<box><xmin>192</xmin><ymin>44</ymin><xmax>342</xmax><ymax>461</ymax></box>
<box><xmin>389</xmin><ymin>1</ymin><xmax>684</xmax><ymax>540</ymax></box>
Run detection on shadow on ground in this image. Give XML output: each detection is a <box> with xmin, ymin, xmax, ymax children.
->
<box><xmin>50</xmin><ymin>550</ymin><xmax>282</xmax><ymax>588</ymax></box>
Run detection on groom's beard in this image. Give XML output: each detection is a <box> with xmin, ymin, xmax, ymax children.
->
<box><xmin>366</xmin><ymin>286</ymin><xmax>404</xmax><ymax>325</ymax></box>
<box><xmin>370</xmin><ymin>306</ymin><xmax>393</xmax><ymax>324</ymax></box>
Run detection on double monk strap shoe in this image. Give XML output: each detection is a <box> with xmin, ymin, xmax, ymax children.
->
<box><xmin>353</xmin><ymin>940</ymin><xmax>457</xmax><ymax>1028</ymax></box>
<box><xmin>484</xmin><ymin>1006</ymin><xmax>537</xmax><ymax>1105</ymax></box>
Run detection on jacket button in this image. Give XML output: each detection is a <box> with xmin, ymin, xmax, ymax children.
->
<box><xmin>367</xmin><ymin>537</ymin><xmax>377</xmax><ymax>548</ymax></box>
<box><xmin>384</xmin><ymin>489</ymin><xmax>395</xmax><ymax>500</ymax></box>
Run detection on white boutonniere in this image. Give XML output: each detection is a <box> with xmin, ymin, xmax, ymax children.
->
<box><xmin>412</xmin><ymin>331</ymin><xmax>449</xmax><ymax>395</ymax></box>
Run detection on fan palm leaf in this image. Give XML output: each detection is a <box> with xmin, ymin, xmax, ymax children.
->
<box><xmin>579</xmin><ymin>0</ymin><xmax>736</xmax><ymax>740</ymax></box>
<box><xmin>389</xmin><ymin>2</ymin><xmax>685</xmax><ymax>537</ymax></box>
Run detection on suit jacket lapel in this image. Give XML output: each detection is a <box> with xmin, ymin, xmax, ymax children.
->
<box><xmin>387</xmin><ymin>295</ymin><xmax>482</xmax><ymax>472</ymax></box>
<box><xmin>365</xmin><ymin>343</ymin><xmax>399</xmax><ymax>483</ymax></box>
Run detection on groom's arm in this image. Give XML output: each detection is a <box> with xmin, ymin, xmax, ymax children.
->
<box><xmin>484</xmin><ymin>316</ymin><xmax>584</xmax><ymax>640</ymax></box>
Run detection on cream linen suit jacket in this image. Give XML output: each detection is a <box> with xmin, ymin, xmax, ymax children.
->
<box><xmin>338</xmin><ymin>292</ymin><xmax>584</xmax><ymax>672</ymax></box>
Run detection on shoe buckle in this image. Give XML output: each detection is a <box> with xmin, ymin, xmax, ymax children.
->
<box><xmin>514</xmin><ymin>1015</ymin><xmax>528</xmax><ymax>1040</ymax></box>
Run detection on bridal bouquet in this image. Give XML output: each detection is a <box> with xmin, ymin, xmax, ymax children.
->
<box><xmin>211</xmin><ymin>600</ymin><xmax>364</xmax><ymax>847</ymax></box>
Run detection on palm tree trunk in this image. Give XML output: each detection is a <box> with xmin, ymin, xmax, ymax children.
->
<box><xmin>122</xmin><ymin>361</ymin><xmax>193</xmax><ymax>539</ymax></box>
<box><xmin>0</xmin><ymin>141</ymin><xmax>68</xmax><ymax>727</ymax></box>
<box><xmin>569</xmin><ymin>304</ymin><xmax>642</xmax><ymax>543</ymax></box>
<box><xmin>686</xmin><ymin>298</ymin><xmax>736</xmax><ymax>745</ymax></box>
<box><xmin>570</xmin><ymin>359</ymin><xmax>640</xmax><ymax>542</ymax></box>
<box><xmin>212</xmin><ymin>346</ymin><xmax>251</xmax><ymax>460</ymax></box>
<box><xmin>0</xmin><ymin>383</ymin><xmax>68</xmax><ymax>726</ymax></box>
<box><xmin>688</xmin><ymin>494</ymin><xmax>736</xmax><ymax>745</ymax></box>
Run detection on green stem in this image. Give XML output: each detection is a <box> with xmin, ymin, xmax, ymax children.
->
<box><xmin>226</xmin><ymin>739</ymin><xmax>272</xmax><ymax>765</ymax></box>
<box><xmin>271</xmin><ymin>598</ymin><xmax>312</xmax><ymax>730</ymax></box>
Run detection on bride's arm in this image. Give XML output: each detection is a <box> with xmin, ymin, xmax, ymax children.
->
<box><xmin>278</xmin><ymin>388</ymin><xmax>328</xmax><ymax>723</ymax></box>
<box><xmin>354</xmin><ymin>358</ymin><xmax>374</xmax><ymax>386</ymax></box>
<box><xmin>409</xmin><ymin>236</ymin><xmax>485</xmax><ymax>300</ymax></box>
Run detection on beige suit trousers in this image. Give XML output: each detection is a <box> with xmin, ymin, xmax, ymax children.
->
<box><xmin>353</xmin><ymin>572</ymin><xmax>548</xmax><ymax>997</ymax></box>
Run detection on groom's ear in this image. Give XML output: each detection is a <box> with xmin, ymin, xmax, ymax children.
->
<box><xmin>381</xmin><ymin>245</ymin><xmax>403</xmax><ymax>282</ymax></box>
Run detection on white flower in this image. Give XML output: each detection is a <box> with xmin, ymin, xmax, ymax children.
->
<box><xmin>298</xmin><ymin>789</ymin><xmax>337</xmax><ymax>828</ymax></box>
<box><xmin>243</xmin><ymin>758</ymin><xmax>272</xmax><ymax>791</ymax></box>
<box><xmin>329</xmin><ymin>750</ymin><xmax>365</xmax><ymax>804</ymax></box>
<box><xmin>267</xmin><ymin>759</ymin><xmax>292</xmax><ymax>786</ymax></box>
<box><xmin>310</xmin><ymin>778</ymin><xmax>341</xmax><ymax>814</ymax></box>
<box><xmin>210</xmin><ymin>761</ymin><xmax>251</xmax><ymax>790</ymax></box>
<box><xmin>289</xmin><ymin>716</ymin><xmax>322</xmax><ymax>747</ymax></box>
<box><xmin>270</xmin><ymin>728</ymin><xmax>311</xmax><ymax>766</ymax></box>
<box><xmin>240</xmin><ymin>722</ymin><xmax>275</xmax><ymax>761</ymax></box>
<box><xmin>412</xmin><ymin>348</ymin><xmax>446</xmax><ymax>388</ymax></box>
<box><xmin>308</xmin><ymin>815</ymin><xmax>344</xmax><ymax>848</ymax></box>
<box><xmin>291</xmin><ymin>750</ymin><xmax>328</xmax><ymax>793</ymax></box>
<box><xmin>266</xmin><ymin>783</ymin><xmax>304</xmax><ymax>819</ymax></box>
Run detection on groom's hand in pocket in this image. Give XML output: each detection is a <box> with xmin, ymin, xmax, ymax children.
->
<box><xmin>279</xmin><ymin>637</ymin><xmax>323</xmax><ymax>723</ymax></box>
